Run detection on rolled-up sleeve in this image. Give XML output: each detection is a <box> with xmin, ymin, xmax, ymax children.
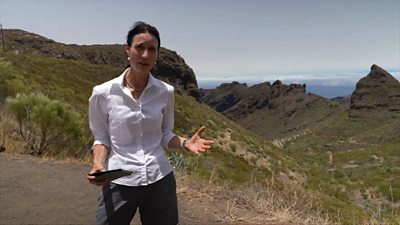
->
<box><xmin>88</xmin><ymin>86</ymin><xmax>111</xmax><ymax>149</ymax></box>
<box><xmin>161</xmin><ymin>86</ymin><xmax>176</xmax><ymax>148</ymax></box>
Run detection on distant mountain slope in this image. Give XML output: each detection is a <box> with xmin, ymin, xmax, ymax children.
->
<box><xmin>2</xmin><ymin>29</ymin><xmax>199</xmax><ymax>98</ymax></box>
<box><xmin>200</xmin><ymin>80</ymin><xmax>346</xmax><ymax>139</ymax></box>
<box><xmin>331</xmin><ymin>95</ymin><xmax>351</xmax><ymax>107</ymax></box>
<box><xmin>350</xmin><ymin>64</ymin><xmax>400</xmax><ymax>119</ymax></box>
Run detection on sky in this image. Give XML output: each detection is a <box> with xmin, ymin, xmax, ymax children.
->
<box><xmin>1</xmin><ymin>0</ymin><xmax>399</xmax><ymax>97</ymax></box>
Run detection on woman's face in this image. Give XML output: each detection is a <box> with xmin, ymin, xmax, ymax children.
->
<box><xmin>126</xmin><ymin>32</ymin><xmax>158</xmax><ymax>74</ymax></box>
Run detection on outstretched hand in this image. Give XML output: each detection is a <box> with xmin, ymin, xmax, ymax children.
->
<box><xmin>185</xmin><ymin>126</ymin><xmax>215</xmax><ymax>154</ymax></box>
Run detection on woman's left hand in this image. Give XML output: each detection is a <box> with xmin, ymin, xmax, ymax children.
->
<box><xmin>185</xmin><ymin>126</ymin><xmax>215</xmax><ymax>154</ymax></box>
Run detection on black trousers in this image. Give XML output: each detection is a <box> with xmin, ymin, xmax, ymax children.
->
<box><xmin>96</xmin><ymin>172</ymin><xmax>178</xmax><ymax>225</ymax></box>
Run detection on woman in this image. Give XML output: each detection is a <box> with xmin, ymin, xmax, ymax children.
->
<box><xmin>87</xmin><ymin>21</ymin><xmax>214</xmax><ymax>225</ymax></box>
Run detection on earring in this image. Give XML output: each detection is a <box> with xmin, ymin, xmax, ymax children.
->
<box><xmin>127</xmin><ymin>56</ymin><xmax>130</xmax><ymax>61</ymax></box>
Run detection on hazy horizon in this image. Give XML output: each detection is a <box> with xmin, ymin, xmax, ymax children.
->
<box><xmin>197</xmin><ymin>68</ymin><xmax>400</xmax><ymax>98</ymax></box>
<box><xmin>198</xmin><ymin>79</ymin><xmax>356</xmax><ymax>98</ymax></box>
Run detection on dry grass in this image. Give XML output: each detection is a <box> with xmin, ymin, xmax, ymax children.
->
<box><xmin>175</xmin><ymin>168</ymin><xmax>335</xmax><ymax>225</ymax></box>
<box><xmin>174</xmin><ymin>164</ymin><xmax>394</xmax><ymax>225</ymax></box>
<box><xmin>0</xmin><ymin>104</ymin><xmax>23</xmax><ymax>154</ymax></box>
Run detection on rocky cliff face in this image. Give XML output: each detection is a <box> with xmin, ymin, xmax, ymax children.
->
<box><xmin>200</xmin><ymin>81</ymin><xmax>251</xmax><ymax>118</ymax></box>
<box><xmin>199</xmin><ymin>80</ymin><xmax>341</xmax><ymax>139</ymax></box>
<box><xmin>151</xmin><ymin>49</ymin><xmax>199</xmax><ymax>99</ymax></box>
<box><xmin>200</xmin><ymin>80</ymin><xmax>307</xmax><ymax>121</ymax></box>
<box><xmin>2</xmin><ymin>29</ymin><xmax>199</xmax><ymax>98</ymax></box>
<box><xmin>350</xmin><ymin>64</ymin><xmax>400</xmax><ymax>118</ymax></box>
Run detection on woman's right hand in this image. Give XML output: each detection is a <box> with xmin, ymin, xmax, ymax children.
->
<box><xmin>87</xmin><ymin>163</ymin><xmax>110</xmax><ymax>186</ymax></box>
<box><xmin>87</xmin><ymin>144</ymin><xmax>111</xmax><ymax>186</ymax></box>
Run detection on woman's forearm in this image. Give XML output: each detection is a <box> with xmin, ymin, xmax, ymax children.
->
<box><xmin>92</xmin><ymin>144</ymin><xmax>110</xmax><ymax>167</ymax></box>
<box><xmin>87</xmin><ymin>144</ymin><xmax>111</xmax><ymax>186</ymax></box>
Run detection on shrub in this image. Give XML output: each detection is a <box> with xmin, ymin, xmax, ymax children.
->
<box><xmin>6</xmin><ymin>92</ymin><xmax>83</xmax><ymax>156</ymax></box>
<box><xmin>0</xmin><ymin>57</ymin><xmax>17</xmax><ymax>102</ymax></box>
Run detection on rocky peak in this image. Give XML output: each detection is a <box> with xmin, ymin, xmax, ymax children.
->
<box><xmin>272</xmin><ymin>80</ymin><xmax>283</xmax><ymax>86</ymax></box>
<box><xmin>219</xmin><ymin>81</ymin><xmax>248</xmax><ymax>90</ymax></box>
<box><xmin>369</xmin><ymin>64</ymin><xmax>392</xmax><ymax>79</ymax></box>
<box><xmin>271</xmin><ymin>80</ymin><xmax>306</xmax><ymax>99</ymax></box>
<box><xmin>199</xmin><ymin>82</ymin><xmax>249</xmax><ymax>112</ymax></box>
<box><xmin>350</xmin><ymin>64</ymin><xmax>400</xmax><ymax>118</ymax></box>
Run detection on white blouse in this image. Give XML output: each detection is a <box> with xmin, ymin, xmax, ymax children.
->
<box><xmin>89</xmin><ymin>69</ymin><xmax>176</xmax><ymax>186</ymax></box>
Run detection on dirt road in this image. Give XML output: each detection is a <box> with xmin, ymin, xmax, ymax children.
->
<box><xmin>0</xmin><ymin>152</ymin><xmax>295</xmax><ymax>225</ymax></box>
<box><xmin>0</xmin><ymin>152</ymin><xmax>99</xmax><ymax>224</ymax></box>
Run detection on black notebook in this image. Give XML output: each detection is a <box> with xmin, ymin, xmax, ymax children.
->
<box><xmin>88</xmin><ymin>169</ymin><xmax>132</xmax><ymax>181</ymax></box>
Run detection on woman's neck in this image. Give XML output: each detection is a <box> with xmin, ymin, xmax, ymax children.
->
<box><xmin>125</xmin><ymin>68</ymin><xmax>149</xmax><ymax>91</ymax></box>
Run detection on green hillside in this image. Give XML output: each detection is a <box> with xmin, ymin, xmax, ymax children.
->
<box><xmin>0</xmin><ymin>50</ymin><xmax>299</xmax><ymax>185</ymax></box>
<box><xmin>240</xmin><ymin>92</ymin><xmax>347</xmax><ymax>139</ymax></box>
<box><xmin>283</xmin><ymin>112</ymin><xmax>400</xmax><ymax>224</ymax></box>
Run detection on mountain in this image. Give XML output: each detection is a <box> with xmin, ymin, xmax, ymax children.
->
<box><xmin>349</xmin><ymin>64</ymin><xmax>400</xmax><ymax>119</ymax></box>
<box><xmin>331</xmin><ymin>95</ymin><xmax>351</xmax><ymax>107</ymax></box>
<box><xmin>1</xmin><ymin>29</ymin><xmax>199</xmax><ymax>98</ymax></box>
<box><xmin>200</xmin><ymin>80</ymin><xmax>345</xmax><ymax>139</ymax></box>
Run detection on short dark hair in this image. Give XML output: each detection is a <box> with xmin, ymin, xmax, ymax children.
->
<box><xmin>126</xmin><ymin>21</ymin><xmax>161</xmax><ymax>50</ymax></box>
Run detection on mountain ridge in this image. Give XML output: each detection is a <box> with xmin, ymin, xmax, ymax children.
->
<box><xmin>200</xmin><ymin>79</ymin><xmax>344</xmax><ymax>139</ymax></box>
<box><xmin>1</xmin><ymin>29</ymin><xmax>199</xmax><ymax>98</ymax></box>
